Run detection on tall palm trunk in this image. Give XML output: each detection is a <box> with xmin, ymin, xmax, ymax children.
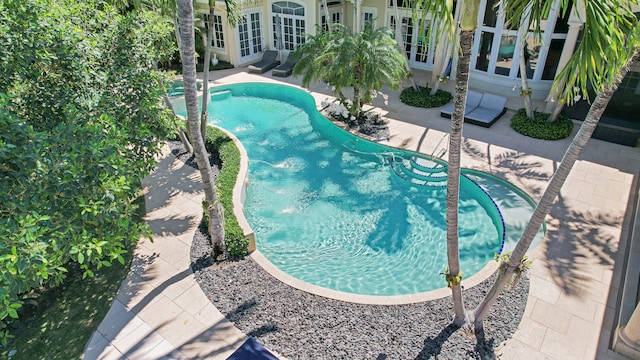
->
<box><xmin>430</xmin><ymin>35</ymin><xmax>451</xmax><ymax>95</ymax></box>
<box><xmin>446</xmin><ymin>27</ymin><xmax>474</xmax><ymax>327</ymax></box>
<box><xmin>518</xmin><ymin>41</ymin><xmax>534</xmax><ymax>118</ymax></box>
<box><xmin>445</xmin><ymin>0</ymin><xmax>480</xmax><ymax>327</ymax></box>
<box><xmin>393</xmin><ymin>0</ymin><xmax>418</xmax><ymax>91</ymax></box>
<box><xmin>200</xmin><ymin>5</ymin><xmax>215</xmax><ymax>139</ymax></box>
<box><xmin>152</xmin><ymin>63</ymin><xmax>194</xmax><ymax>153</ymax></box>
<box><xmin>174</xmin><ymin>15</ymin><xmax>183</xmax><ymax>62</ymax></box>
<box><xmin>163</xmin><ymin>92</ymin><xmax>193</xmax><ymax>154</ymax></box>
<box><xmin>472</xmin><ymin>52</ymin><xmax>638</xmax><ymax>331</ymax></box>
<box><xmin>547</xmin><ymin>99</ymin><xmax>565</xmax><ymax>122</ymax></box>
<box><xmin>178</xmin><ymin>0</ymin><xmax>228</xmax><ymax>260</ymax></box>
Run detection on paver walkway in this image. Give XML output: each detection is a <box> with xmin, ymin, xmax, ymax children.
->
<box><xmin>84</xmin><ymin>148</ymin><xmax>246</xmax><ymax>359</ymax></box>
<box><xmin>84</xmin><ymin>68</ymin><xmax>640</xmax><ymax>359</ymax></box>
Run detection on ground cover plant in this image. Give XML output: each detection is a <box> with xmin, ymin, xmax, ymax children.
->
<box><xmin>0</xmin><ymin>196</ymin><xmax>142</xmax><ymax>360</ymax></box>
<box><xmin>510</xmin><ymin>109</ymin><xmax>574</xmax><ymax>140</ymax></box>
<box><xmin>400</xmin><ymin>86</ymin><xmax>453</xmax><ymax>108</ymax></box>
<box><xmin>202</xmin><ymin>127</ymin><xmax>249</xmax><ymax>257</ymax></box>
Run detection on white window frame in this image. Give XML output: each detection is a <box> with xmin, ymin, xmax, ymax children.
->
<box><xmin>362</xmin><ymin>7</ymin><xmax>376</xmax><ymax>30</ymax></box>
<box><xmin>471</xmin><ymin>0</ymin><xmax>568</xmax><ymax>82</ymax></box>
<box><xmin>204</xmin><ymin>13</ymin><xmax>226</xmax><ymax>51</ymax></box>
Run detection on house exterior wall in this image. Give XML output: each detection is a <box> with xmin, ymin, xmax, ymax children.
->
<box><xmin>195</xmin><ymin>0</ymin><xmax>640</xmax><ymax>106</ymax></box>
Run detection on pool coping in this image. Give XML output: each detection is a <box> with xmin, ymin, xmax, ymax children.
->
<box><xmin>219</xmin><ymin>98</ymin><xmax>504</xmax><ymax>305</ymax></box>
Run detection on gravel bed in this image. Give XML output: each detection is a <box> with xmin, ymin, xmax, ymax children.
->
<box><xmin>191</xmin><ymin>230</ymin><xmax>529</xmax><ymax>360</ymax></box>
<box><xmin>168</xmin><ymin>140</ymin><xmax>529</xmax><ymax>359</ymax></box>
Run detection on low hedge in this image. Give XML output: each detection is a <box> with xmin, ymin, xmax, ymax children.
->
<box><xmin>400</xmin><ymin>86</ymin><xmax>452</xmax><ymax>108</ymax></box>
<box><xmin>510</xmin><ymin>109</ymin><xmax>574</xmax><ymax>140</ymax></box>
<box><xmin>203</xmin><ymin>127</ymin><xmax>250</xmax><ymax>257</ymax></box>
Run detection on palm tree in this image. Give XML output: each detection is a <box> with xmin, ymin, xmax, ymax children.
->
<box><xmin>106</xmin><ymin>0</ymin><xmax>193</xmax><ymax>152</ymax></box>
<box><xmin>502</xmin><ymin>0</ymin><xmax>559</xmax><ymax>120</ymax></box>
<box><xmin>471</xmin><ymin>0</ymin><xmax>640</xmax><ymax>330</ymax></box>
<box><xmin>199</xmin><ymin>0</ymin><xmax>242</xmax><ymax>139</ymax></box>
<box><xmin>294</xmin><ymin>23</ymin><xmax>407</xmax><ymax>121</ymax></box>
<box><xmin>442</xmin><ymin>0</ymin><xmax>480</xmax><ymax>327</ymax></box>
<box><xmin>410</xmin><ymin>0</ymin><xmax>473</xmax><ymax>326</ymax></box>
<box><xmin>392</xmin><ymin>0</ymin><xmax>418</xmax><ymax>91</ymax></box>
<box><xmin>177</xmin><ymin>0</ymin><xmax>228</xmax><ymax>259</ymax></box>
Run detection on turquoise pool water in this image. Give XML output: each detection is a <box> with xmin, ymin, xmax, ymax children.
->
<box><xmin>173</xmin><ymin>83</ymin><xmax>543</xmax><ymax>296</ymax></box>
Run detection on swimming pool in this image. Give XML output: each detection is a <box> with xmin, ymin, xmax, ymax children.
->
<box><xmin>173</xmin><ymin>82</ymin><xmax>543</xmax><ymax>296</ymax></box>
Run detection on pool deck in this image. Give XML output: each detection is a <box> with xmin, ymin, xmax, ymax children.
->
<box><xmin>84</xmin><ymin>68</ymin><xmax>640</xmax><ymax>360</ymax></box>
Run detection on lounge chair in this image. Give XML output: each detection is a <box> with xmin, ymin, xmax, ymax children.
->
<box><xmin>464</xmin><ymin>93</ymin><xmax>507</xmax><ymax>127</ymax></box>
<box><xmin>271</xmin><ymin>55</ymin><xmax>298</xmax><ymax>77</ymax></box>
<box><xmin>248</xmin><ymin>50</ymin><xmax>279</xmax><ymax>74</ymax></box>
<box><xmin>439</xmin><ymin>90</ymin><xmax>484</xmax><ymax>118</ymax></box>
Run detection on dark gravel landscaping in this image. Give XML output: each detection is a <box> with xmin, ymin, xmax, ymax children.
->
<box><xmin>190</xmin><ymin>230</ymin><xmax>529</xmax><ymax>360</ymax></box>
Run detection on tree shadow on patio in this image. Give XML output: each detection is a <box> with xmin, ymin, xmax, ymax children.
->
<box><xmin>545</xmin><ymin>194</ymin><xmax>622</xmax><ymax>296</ymax></box>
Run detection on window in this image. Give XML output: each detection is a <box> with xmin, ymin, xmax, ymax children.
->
<box><xmin>272</xmin><ymin>1</ymin><xmax>305</xmax><ymax>50</ymax></box>
<box><xmin>320</xmin><ymin>1</ymin><xmax>342</xmax><ymax>31</ymax></box>
<box><xmin>388</xmin><ymin>0</ymin><xmax>413</xmax><ymax>9</ymax></box>
<box><xmin>472</xmin><ymin>0</ymin><xmax>571</xmax><ymax>81</ymax></box>
<box><xmin>362</xmin><ymin>7</ymin><xmax>376</xmax><ymax>30</ymax></box>
<box><xmin>204</xmin><ymin>14</ymin><xmax>225</xmax><ymax>50</ymax></box>
<box><xmin>238</xmin><ymin>11</ymin><xmax>263</xmax><ymax>59</ymax></box>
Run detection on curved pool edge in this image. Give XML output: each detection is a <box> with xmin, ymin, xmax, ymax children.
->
<box><xmin>215</xmin><ymin>115</ymin><xmax>502</xmax><ymax>305</ymax></box>
<box><xmin>212</xmin><ymin>125</ymin><xmax>256</xmax><ymax>250</ymax></box>
<box><xmin>251</xmin><ymin>249</ymin><xmax>499</xmax><ymax>305</ymax></box>
<box><xmin>209</xmin><ymin>82</ymin><xmax>508</xmax><ymax>303</ymax></box>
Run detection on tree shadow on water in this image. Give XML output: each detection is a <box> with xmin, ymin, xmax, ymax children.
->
<box><xmin>365</xmin><ymin>198</ymin><xmax>410</xmax><ymax>253</ymax></box>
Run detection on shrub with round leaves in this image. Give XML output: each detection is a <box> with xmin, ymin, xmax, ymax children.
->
<box><xmin>400</xmin><ymin>86</ymin><xmax>453</xmax><ymax>108</ymax></box>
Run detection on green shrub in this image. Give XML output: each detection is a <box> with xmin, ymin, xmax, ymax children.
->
<box><xmin>202</xmin><ymin>127</ymin><xmax>250</xmax><ymax>258</ymax></box>
<box><xmin>400</xmin><ymin>86</ymin><xmax>452</xmax><ymax>108</ymax></box>
<box><xmin>196</xmin><ymin>60</ymin><xmax>235</xmax><ymax>72</ymax></box>
<box><xmin>510</xmin><ymin>109</ymin><xmax>574</xmax><ymax>140</ymax></box>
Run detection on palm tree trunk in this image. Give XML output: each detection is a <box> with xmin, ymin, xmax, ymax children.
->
<box><xmin>178</xmin><ymin>0</ymin><xmax>228</xmax><ymax>260</ymax></box>
<box><xmin>200</xmin><ymin>6</ymin><xmax>215</xmax><ymax>139</ymax></box>
<box><xmin>547</xmin><ymin>99</ymin><xmax>565</xmax><ymax>123</ymax></box>
<box><xmin>519</xmin><ymin>42</ymin><xmax>534</xmax><ymax>119</ymax></box>
<box><xmin>393</xmin><ymin>1</ymin><xmax>418</xmax><ymax>91</ymax></box>
<box><xmin>174</xmin><ymin>15</ymin><xmax>183</xmax><ymax>62</ymax></box>
<box><xmin>472</xmin><ymin>52</ymin><xmax>638</xmax><ymax>331</ymax></box>
<box><xmin>430</xmin><ymin>39</ymin><xmax>451</xmax><ymax>95</ymax></box>
<box><xmin>163</xmin><ymin>92</ymin><xmax>194</xmax><ymax>154</ymax></box>
<box><xmin>152</xmin><ymin>63</ymin><xmax>193</xmax><ymax>153</ymax></box>
<box><xmin>321</xmin><ymin>0</ymin><xmax>330</xmax><ymax>31</ymax></box>
<box><xmin>446</xmin><ymin>28</ymin><xmax>474</xmax><ymax>327</ymax></box>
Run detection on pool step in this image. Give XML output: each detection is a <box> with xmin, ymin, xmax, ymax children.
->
<box><xmin>390</xmin><ymin>156</ymin><xmax>448</xmax><ymax>187</ymax></box>
<box><xmin>210</xmin><ymin>90</ymin><xmax>232</xmax><ymax>101</ymax></box>
<box><xmin>409</xmin><ymin>156</ymin><xmax>447</xmax><ymax>173</ymax></box>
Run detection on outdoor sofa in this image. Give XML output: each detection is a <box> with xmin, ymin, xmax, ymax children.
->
<box><xmin>440</xmin><ymin>90</ymin><xmax>507</xmax><ymax>128</ymax></box>
<box><xmin>248</xmin><ymin>50</ymin><xmax>279</xmax><ymax>74</ymax></box>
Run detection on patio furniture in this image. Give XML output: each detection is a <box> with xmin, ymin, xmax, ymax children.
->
<box><xmin>227</xmin><ymin>337</ymin><xmax>279</xmax><ymax>360</ymax></box>
<box><xmin>440</xmin><ymin>91</ymin><xmax>507</xmax><ymax>128</ymax></box>
<box><xmin>248</xmin><ymin>50</ymin><xmax>279</xmax><ymax>74</ymax></box>
<box><xmin>464</xmin><ymin>93</ymin><xmax>508</xmax><ymax>127</ymax></box>
<box><xmin>271</xmin><ymin>55</ymin><xmax>298</xmax><ymax>77</ymax></box>
<box><xmin>439</xmin><ymin>90</ymin><xmax>484</xmax><ymax>118</ymax></box>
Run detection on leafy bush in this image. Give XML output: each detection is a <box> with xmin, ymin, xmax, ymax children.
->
<box><xmin>203</xmin><ymin>127</ymin><xmax>250</xmax><ymax>257</ymax></box>
<box><xmin>400</xmin><ymin>86</ymin><xmax>453</xmax><ymax>108</ymax></box>
<box><xmin>510</xmin><ymin>109</ymin><xmax>574</xmax><ymax>140</ymax></box>
<box><xmin>0</xmin><ymin>0</ymin><xmax>175</xmax><ymax>344</ymax></box>
<box><xmin>196</xmin><ymin>60</ymin><xmax>235</xmax><ymax>72</ymax></box>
